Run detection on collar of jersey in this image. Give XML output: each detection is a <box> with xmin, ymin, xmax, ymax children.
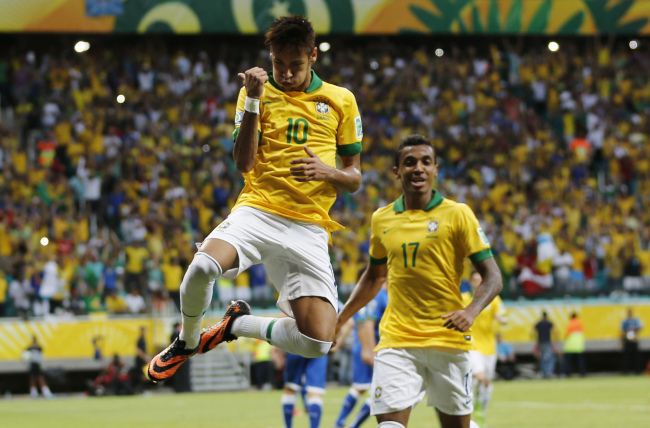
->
<box><xmin>393</xmin><ymin>190</ymin><xmax>444</xmax><ymax>212</ymax></box>
<box><xmin>268</xmin><ymin>70</ymin><xmax>322</xmax><ymax>93</ymax></box>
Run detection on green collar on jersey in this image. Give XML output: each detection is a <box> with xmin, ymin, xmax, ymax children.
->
<box><xmin>393</xmin><ymin>190</ymin><xmax>444</xmax><ymax>212</ymax></box>
<box><xmin>268</xmin><ymin>70</ymin><xmax>323</xmax><ymax>93</ymax></box>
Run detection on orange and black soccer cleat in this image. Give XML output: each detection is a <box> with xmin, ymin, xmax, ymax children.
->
<box><xmin>198</xmin><ymin>300</ymin><xmax>251</xmax><ymax>354</ymax></box>
<box><xmin>147</xmin><ymin>338</ymin><xmax>197</xmax><ymax>382</ymax></box>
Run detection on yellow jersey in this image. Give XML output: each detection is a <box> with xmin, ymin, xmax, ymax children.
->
<box><xmin>462</xmin><ymin>292</ymin><xmax>505</xmax><ymax>355</ymax></box>
<box><xmin>233</xmin><ymin>71</ymin><xmax>362</xmax><ymax>232</ymax></box>
<box><xmin>369</xmin><ymin>191</ymin><xmax>493</xmax><ymax>351</ymax></box>
<box><xmin>125</xmin><ymin>246</ymin><xmax>149</xmax><ymax>274</ymax></box>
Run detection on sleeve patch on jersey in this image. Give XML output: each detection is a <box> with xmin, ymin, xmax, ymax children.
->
<box><xmin>235</xmin><ymin>110</ymin><xmax>244</xmax><ymax>125</ymax></box>
<box><xmin>370</xmin><ymin>256</ymin><xmax>387</xmax><ymax>265</ymax></box>
<box><xmin>477</xmin><ymin>228</ymin><xmax>490</xmax><ymax>245</ymax></box>
<box><xmin>337</xmin><ymin>142</ymin><xmax>362</xmax><ymax>157</ymax></box>
<box><xmin>354</xmin><ymin>116</ymin><xmax>363</xmax><ymax>139</ymax></box>
<box><xmin>469</xmin><ymin>248</ymin><xmax>493</xmax><ymax>263</ymax></box>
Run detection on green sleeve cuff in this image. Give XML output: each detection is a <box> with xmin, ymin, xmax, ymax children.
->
<box><xmin>370</xmin><ymin>256</ymin><xmax>387</xmax><ymax>265</ymax></box>
<box><xmin>233</xmin><ymin>128</ymin><xmax>261</xmax><ymax>142</ymax></box>
<box><xmin>337</xmin><ymin>142</ymin><xmax>362</xmax><ymax>157</ymax></box>
<box><xmin>469</xmin><ymin>248</ymin><xmax>493</xmax><ymax>264</ymax></box>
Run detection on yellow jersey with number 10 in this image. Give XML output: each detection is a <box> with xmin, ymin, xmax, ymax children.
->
<box><xmin>233</xmin><ymin>71</ymin><xmax>362</xmax><ymax>232</ymax></box>
<box><xmin>369</xmin><ymin>191</ymin><xmax>493</xmax><ymax>351</ymax></box>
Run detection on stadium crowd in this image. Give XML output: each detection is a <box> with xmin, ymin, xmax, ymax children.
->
<box><xmin>0</xmin><ymin>35</ymin><xmax>649</xmax><ymax>317</ymax></box>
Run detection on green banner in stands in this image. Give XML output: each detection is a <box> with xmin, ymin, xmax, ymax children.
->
<box><xmin>1</xmin><ymin>0</ymin><xmax>649</xmax><ymax>35</ymax></box>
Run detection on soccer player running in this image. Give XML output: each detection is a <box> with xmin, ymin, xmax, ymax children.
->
<box><xmin>336</xmin><ymin>135</ymin><xmax>502</xmax><ymax>428</ymax></box>
<box><xmin>147</xmin><ymin>15</ymin><xmax>362</xmax><ymax>382</ymax></box>
<box><xmin>462</xmin><ymin>271</ymin><xmax>507</xmax><ymax>426</ymax></box>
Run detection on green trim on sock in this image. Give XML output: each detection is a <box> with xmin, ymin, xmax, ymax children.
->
<box><xmin>266</xmin><ymin>319</ymin><xmax>278</xmax><ymax>341</ymax></box>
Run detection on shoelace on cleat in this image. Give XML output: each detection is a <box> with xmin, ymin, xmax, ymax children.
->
<box><xmin>161</xmin><ymin>340</ymin><xmax>183</xmax><ymax>362</ymax></box>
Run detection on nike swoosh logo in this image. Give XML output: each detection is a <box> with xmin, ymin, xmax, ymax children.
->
<box><xmin>151</xmin><ymin>359</ymin><xmax>183</xmax><ymax>374</ymax></box>
<box><xmin>201</xmin><ymin>323</ymin><xmax>227</xmax><ymax>353</ymax></box>
<box><xmin>262</xmin><ymin>101</ymin><xmax>278</xmax><ymax>106</ymax></box>
<box><xmin>383</xmin><ymin>228</ymin><xmax>394</xmax><ymax>234</ymax></box>
<box><xmin>465</xmin><ymin>399</ymin><xmax>473</xmax><ymax>405</ymax></box>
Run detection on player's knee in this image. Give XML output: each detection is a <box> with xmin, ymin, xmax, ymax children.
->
<box><xmin>306</xmin><ymin>395</ymin><xmax>323</xmax><ymax>407</ymax></box>
<box><xmin>185</xmin><ymin>252</ymin><xmax>222</xmax><ymax>286</ymax></box>
<box><xmin>299</xmin><ymin>333</ymin><xmax>331</xmax><ymax>358</ymax></box>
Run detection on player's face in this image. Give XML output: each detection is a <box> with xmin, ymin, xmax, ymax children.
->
<box><xmin>394</xmin><ymin>145</ymin><xmax>438</xmax><ymax>195</ymax></box>
<box><xmin>270</xmin><ymin>46</ymin><xmax>317</xmax><ymax>92</ymax></box>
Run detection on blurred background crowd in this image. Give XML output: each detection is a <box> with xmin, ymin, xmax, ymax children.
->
<box><xmin>1</xmin><ymin>34</ymin><xmax>649</xmax><ymax>318</ymax></box>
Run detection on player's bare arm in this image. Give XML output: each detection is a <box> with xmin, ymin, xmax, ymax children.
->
<box><xmin>290</xmin><ymin>150</ymin><xmax>361</xmax><ymax>192</ymax></box>
<box><xmin>358</xmin><ymin>319</ymin><xmax>377</xmax><ymax>366</ymax></box>
<box><xmin>330</xmin><ymin>318</ymin><xmax>354</xmax><ymax>353</ymax></box>
<box><xmin>442</xmin><ymin>257</ymin><xmax>503</xmax><ymax>332</ymax></box>
<box><xmin>234</xmin><ymin>67</ymin><xmax>268</xmax><ymax>172</ymax></box>
<box><xmin>336</xmin><ymin>263</ymin><xmax>387</xmax><ymax>337</ymax></box>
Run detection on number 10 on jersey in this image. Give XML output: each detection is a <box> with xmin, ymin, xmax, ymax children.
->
<box><xmin>287</xmin><ymin>118</ymin><xmax>308</xmax><ymax>144</ymax></box>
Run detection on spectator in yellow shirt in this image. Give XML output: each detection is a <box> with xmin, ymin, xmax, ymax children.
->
<box><xmin>0</xmin><ymin>270</ymin><xmax>7</xmax><ymax>316</ymax></box>
<box><xmin>105</xmin><ymin>289</ymin><xmax>128</xmax><ymax>314</ymax></box>
<box><xmin>161</xmin><ymin>257</ymin><xmax>183</xmax><ymax>311</ymax></box>
<box><xmin>124</xmin><ymin>241</ymin><xmax>149</xmax><ymax>295</ymax></box>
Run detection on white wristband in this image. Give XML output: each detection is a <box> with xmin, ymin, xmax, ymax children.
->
<box><xmin>244</xmin><ymin>96</ymin><xmax>260</xmax><ymax>114</ymax></box>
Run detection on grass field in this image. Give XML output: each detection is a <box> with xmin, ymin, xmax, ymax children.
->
<box><xmin>1</xmin><ymin>376</ymin><xmax>648</xmax><ymax>428</ymax></box>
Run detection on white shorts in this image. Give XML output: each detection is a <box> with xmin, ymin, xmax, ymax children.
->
<box><xmin>470</xmin><ymin>350</ymin><xmax>497</xmax><ymax>381</ymax></box>
<box><xmin>371</xmin><ymin>348</ymin><xmax>473</xmax><ymax>417</ymax></box>
<box><xmin>203</xmin><ymin>207</ymin><xmax>338</xmax><ymax>317</ymax></box>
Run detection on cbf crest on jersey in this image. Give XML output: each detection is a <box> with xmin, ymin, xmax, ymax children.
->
<box><xmin>428</xmin><ymin>220</ymin><xmax>439</xmax><ymax>233</ymax></box>
<box><xmin>315</xmin><ymin>101</ymin><xmax>330</xmax><ymax>114</ymax></box>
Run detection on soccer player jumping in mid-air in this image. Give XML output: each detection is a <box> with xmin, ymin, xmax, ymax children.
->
<box><xmin>147</xmin><ymin>15</ymin><xmax>362</xmax><ymax>382</ymax></box>
<box><xmin>337</xmin><ymin>135</ymin><xmax>502</xmax><ymax>428</ymax></box>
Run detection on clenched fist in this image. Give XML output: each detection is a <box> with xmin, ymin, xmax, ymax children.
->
<box><xmin>238</xmin><ymin>67</ymin><xmax>269</xmax><ymax>99</ymax></box>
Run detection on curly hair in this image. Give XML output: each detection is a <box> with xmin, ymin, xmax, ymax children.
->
<box><xmin>265</xmin><ymin>15</ymin><xmax>315</xmax><ymax>55</ymax></box>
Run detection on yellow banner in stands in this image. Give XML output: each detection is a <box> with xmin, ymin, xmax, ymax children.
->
<box><xmin>500</xmin><ymin>301</ymin><xmax>650</xmax><ymax>343</ymax></box>
<box><xmin>0</xmin><ymin>316</ymin><xmax>153</xmax><ymax>360</ymax></box>
<box><xmin>1</xmin><ymin>300</ymin><xmax>648</xmax><ymax>360</ymax></box>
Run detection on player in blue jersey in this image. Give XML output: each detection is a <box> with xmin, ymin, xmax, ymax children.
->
<box><xmin>282</xmin><ymin>351</ymin><xmax>328</xmax><ymax>428</ymax></box>
<box><xmin>334</xmin><ymin>286</ymin><xmax>388</xmax><ymax>428</ymax></box>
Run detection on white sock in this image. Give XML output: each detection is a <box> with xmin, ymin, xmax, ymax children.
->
<box><xmin>264</xmin><ymin>317</ymin><xmax>331</xmax><ymax>358</ymax></box>
<box><xmin>179</xmin><ymin>252</ymin><xmax>222</xmax><ymax>349</ymax></box>
<box><xmin>378</xmin><ymin>422</ymin><xmax>405</xmax><ymax>428</ymax></box>
<box><xmin>480</xmin><ymin>383</ymin><xmax>493</xmax><ymax>414</ymax></box>
<box><xmin>231</xmin><ymin>315</ymin><xmax>276</xmax><ymax>340</ymax></box>
<box><xmin>348</xmin><ymin>387</ymin><xmax>361</xmax><ymax>399</ymax></box>
<box><xmin>30</xmin><ymin>386</ymin><xmax>38</xmax><ymax>398</ymax></box>
<box><xmin>42</xmin><ymin>385</ymin><xmax>52</xmax><ymax>398</ymax></box>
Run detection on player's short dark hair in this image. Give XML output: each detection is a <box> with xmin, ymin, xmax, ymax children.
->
<box><xmin>265</xmin><ymin>15</ymin><xmax>315</xmax><ymax>56</ymax></box>
<box><xmin>394</xmin><ymin>134</ymin><xmax>435</xmax><ymax>167</ymax></box>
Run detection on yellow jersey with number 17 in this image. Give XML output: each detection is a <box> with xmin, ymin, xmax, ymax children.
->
<box><xmin>232</xmin><ymin>71</ymin><xmax>362</xmax><ymax>232</ymax></box>
<box><xmin>369</xmin><ymin>191</ymin><xmax>493</xmax><ymax>351</ymax></box>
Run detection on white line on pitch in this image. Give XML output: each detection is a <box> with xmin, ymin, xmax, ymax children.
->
<box><xmin>497</xmin><ymin>401</ymin><xmax>650</xmax><ymax>412</ymax></box>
